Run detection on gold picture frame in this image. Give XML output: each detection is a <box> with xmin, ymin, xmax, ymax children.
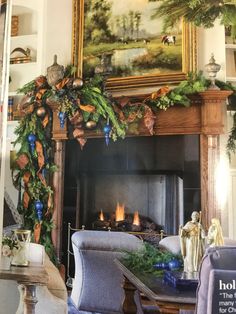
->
<box><xmin>72</xmin><ymin>0</ymin><xmax>197</xmax><ymax>95</ymax></box>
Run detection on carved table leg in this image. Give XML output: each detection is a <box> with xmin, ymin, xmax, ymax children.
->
<box><xmin>122</xmin><ymin>275</ymin><xmax>137</xmax><ymax>314</ymax></box>
<box><xmin>21</xmin><ymin>284</ymin><xmax>38</xmax><ymax>314</ymax></box>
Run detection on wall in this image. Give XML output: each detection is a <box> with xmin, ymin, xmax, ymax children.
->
<box><xmin>42</xmin><ymin>0</ymin><xmax>72</xmax><ymax>73</ymax></box>
<box><xmin>197</xmin><ymin>20</ymin><xmax>226</xmax><ymax>81</ymax></box>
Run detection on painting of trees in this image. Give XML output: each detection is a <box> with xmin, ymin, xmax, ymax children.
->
<box><xmin>83</xmin><ymin>0</ymin><xmax>182</xmax><ymax>79</ymax></box>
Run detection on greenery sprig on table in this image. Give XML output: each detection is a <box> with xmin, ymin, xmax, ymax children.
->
<box><xmin>12</xmin><ymin>68</ymin><xmax>236</xmax><ymax>263</ymax></box>
<box><xmin>122</xmin><ymin>243</ymin><xmax>182</xmax><ymax>275</ymax></box>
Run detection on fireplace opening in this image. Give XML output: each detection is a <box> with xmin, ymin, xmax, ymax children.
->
<box><xmin>79</xmin><ymin>172</ymin><xmax>183</xmax><ymax>234</ymax></box>
<box><xmin>63</xmin><ymin>134</ymin><xmax>200</xmax><ymax>244</ymax></box>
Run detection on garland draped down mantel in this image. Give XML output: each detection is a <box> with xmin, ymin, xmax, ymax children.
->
<box><xmin>11</xmin><ymin>66</ymin><xmax>236</xmax><ymax>262</ymax></box>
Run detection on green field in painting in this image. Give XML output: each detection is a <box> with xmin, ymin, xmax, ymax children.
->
<box><xmin>84</xmin><ymin>37</ymin><xmax>181</xmax><ymax>57</ymax></box>
<box><xmin>83</xmin><ymin>36</ymin><xmax>182</xmax><ymax>78</ymax></box>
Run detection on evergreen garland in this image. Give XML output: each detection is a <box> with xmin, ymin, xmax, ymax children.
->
<box><xmin>122</xmin><ymin>242</ymin><xmax>182</xmax><ymax>275</ymax></box>
<box><xmin>12</xmin><ymin>68</ymin><xmax>236</xmax><ymax>263</ymax></box>
<box><xmin>150</xmin><ymin>0</ymin><xmax>236</xmax><ymax>31</ymax></box>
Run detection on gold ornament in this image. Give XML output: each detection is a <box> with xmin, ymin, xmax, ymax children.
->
<box><xmin>36</xmin><ymin>106</ymin><xmax>46</xmax><ymax>118</ymax></box>
<box><xmin>85</xmin><ymin>120</ymin><xmax>97</xmax><ymax>129</ymax></box>
<box><xmin>73</xmin><ymin>77</ymin><xmax>83</xmax><ymax>88</ymax></box>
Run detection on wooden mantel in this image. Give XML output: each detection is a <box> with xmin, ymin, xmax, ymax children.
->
<box><xmin>48</xmin><ymin>89</ymin><xmax>231</xmax><ymax>260</ymax></box>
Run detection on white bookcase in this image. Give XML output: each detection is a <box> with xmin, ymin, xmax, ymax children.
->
<box><xmin>5</xmin><ymin>0</ymin><xmax>45</xmax><ymax>208</ymax></box>
<box><xmin>9</xmin><ymin>0</ymin><xmax>45</xmax><ymax>95</ymax></box>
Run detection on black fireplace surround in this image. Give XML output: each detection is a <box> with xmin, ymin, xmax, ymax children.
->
<box><xmin>63</xmin><ymin>134</ymin><xmax>200</xmax><ymax>240</ymax></box>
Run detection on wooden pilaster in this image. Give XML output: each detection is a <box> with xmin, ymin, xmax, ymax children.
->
<box><xmin>47</xmin><ymin>100</ymin><xmax>68</xmax><ymax>261</ymax></box>
<box><xmin>198</xmin><ymin>90</ymin><xmax>231</xmax><ymax>228</ymax></box>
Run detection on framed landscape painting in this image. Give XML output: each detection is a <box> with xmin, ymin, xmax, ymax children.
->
<box><xmin>72</xmin><ymin>0</ymin><xmax>197</xmax><ymax>94</ymax></box>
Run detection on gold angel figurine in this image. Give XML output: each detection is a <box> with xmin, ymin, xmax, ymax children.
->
<box><xmin>179</xmin><ymin>211</ymin><xmax>205</xmax><ymax>273</ymax></box>
<box><xmin>207</xmin><ymin>218</ymin><xmax>224</xmax><ymax>247</ymax></box>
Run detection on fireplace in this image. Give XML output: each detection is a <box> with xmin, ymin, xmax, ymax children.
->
<box><xmin>63</xmin><ymin>134</ymin><xmax>200</xmax><ymax>236</ymax></box>
<box><xmin>50</xmin><ymin>90</ymin><xmax>230</xmax><ymax>260</ymax></box>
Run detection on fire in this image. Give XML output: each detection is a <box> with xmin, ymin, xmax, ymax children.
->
<box><xmin>133</xmin><ymin>211</ymin><xmax>140</xmax><ymax>226</ymax></box>
<box><xmin>115</xmin><ymin>202</ymin><xmax>125</xmax><ymax>221</ymax></box>
<box><xmin>99</xmin><ymin>210</ymin><xmax>104</xmax><ymax>221</ymax></box>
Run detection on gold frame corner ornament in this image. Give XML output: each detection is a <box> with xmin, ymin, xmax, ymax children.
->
<box><xmin>71</xmin><ymin>0</ymin><xmax>197</xmax><ymax>94</ymax></box>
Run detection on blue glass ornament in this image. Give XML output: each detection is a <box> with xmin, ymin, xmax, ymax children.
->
<box><xmin>153</xmin><ymin>262</ymin><xmax>162</xmax><ymax>270</ymax></box>
<box><xmin>42</xmin><ymin>168</ymin><xmax>46</xmax><ymax>179</ymax></box>
<box><xmin>168</xmin><ymin>259</ymin><xmax>181</xmax><ymax>270</ymax></box>
<box><xmin>58</xmin><ymin>111</ymin><xmax>66</xmax><ymax>129</ymax></box>
<box><xmin>161</xmin><ymin>262</ymin><xmax>169</xmax><ymax>270</ymax></box>
<box><xmin>35</xmin><ymin>200</ymin><xmax>43</xmax><ymax>221</ymax></box>
<box><xmin>27</xmin><ymin>133</ymin><xmax>36</xmax><ymax>152</ymax></box>
<box><xmin>103</xmin><ymin>123</ymin><xmax>111</xmax><ymax>146</ymax></box>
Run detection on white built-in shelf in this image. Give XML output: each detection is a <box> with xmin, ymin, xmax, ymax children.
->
<box><xmin>9</xmin><ymin>62</ymin><xmax>39</xmax><ymax>92</ymax></box>
<box><xmin>11</xmin><ymin>33</ymin><xmax>37</xmax><ymax>41</ymax></box>
<box><xmin>11</xmin><ymin>33</ymin><xmax>37</xmax><ymax>50</ymax></box>
<box><xmin>6</xmin><ymin>120</ymin><xmax>19</xmax><ymax>138</ymax></box>
<box><xmin>226</xmin><ymin>44</ymin><xmax>236</xmax><ymax>49</ymax></box>
<box><xmin>226</xmin><ymin>77</ymin><xmax>236</xmax><ymax>82</ymax></box>
<box><xmin>8</xmin><ymin>91</ymin><xmax>23</xmax><ymax>97</ymax></box>
<box><xmin>10</xmin><ymin>61</ymin><xmax>37</xmax><ymax>68</ymax></box>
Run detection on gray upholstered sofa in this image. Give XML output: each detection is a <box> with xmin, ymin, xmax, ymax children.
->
<box><xmin>195</xmin><ymin>246</ymin><xmax>236</xmax><ymax>314</ymax></box>
<box><xmin>69</xmin><ymin>230</ymin><xmax>144</xmax><ymax>314</ymax></box>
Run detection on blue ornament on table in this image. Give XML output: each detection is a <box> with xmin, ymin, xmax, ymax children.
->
<box><xmin>161</xmin><ymin>262</ymin><xmax>169</xmax><ymax>270</ymax></box>
<box><xmin>27</xmin><ymin>133</ymin><xmax>36</xmax><ymax>153</ymax></box>
<box><xmin>34</xmin><ymin>200</ymin><xmax>43</xmax><ymax>221</ymax></box>
<box><xmin>103</xmin><ymin>122</ymin><xmax>111</xmax><ymax>146</ymax></box>
<box><xmin>168</xmin><ymin>259</ymin><xmax>181</xmax><ymax>270</ymax></box>
<box><xmin>153</xmin><ymin>262</ymin><xmax>162</xmax><ymax>270</ymax></box>
<box><xmin>58</xmin><ymin>111</ymin><xmax>66</xmax><ymax>129</ymax></box>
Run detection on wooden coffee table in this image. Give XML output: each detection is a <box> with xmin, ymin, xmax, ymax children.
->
<box><xmin>115</xmin><ymin>259</ymin><xmax>196</xmax><ymax>314</ymax></box>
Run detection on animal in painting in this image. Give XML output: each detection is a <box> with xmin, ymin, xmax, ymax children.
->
<box><xmin>143</xmin><ymin>39</ymin><xmax>150</xmax><ymax>44</ymax></box>
<box><xmin>161</xmin><ymin>35</ymin><xmax>176</xmax><ymax>45</ymax></box>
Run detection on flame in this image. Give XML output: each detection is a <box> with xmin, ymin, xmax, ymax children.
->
<box><xmin>115</xmin><ymin>202</ymin><xmax>125</xmax><ymax>221</ymax></box>
<box><xmin>133</xmin><ymin>211</ymin><xmax>140</xmax><ymax>226</ymax></box>
<box><xmin>99</xmin><ymin>210</ymin><xmax>104</xmax><ymax>221</ymax></box>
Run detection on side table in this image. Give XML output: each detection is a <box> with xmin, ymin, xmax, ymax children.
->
<box><xmin>0</xmin><ymin>263</ymin><xmax>49</xmax><ymax>314</ymax></box>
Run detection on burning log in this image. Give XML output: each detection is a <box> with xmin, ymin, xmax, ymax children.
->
<box><xmin>91</xmin><ymin>202</ymin><xmax>162</xmax><ymax>232</ymax></box>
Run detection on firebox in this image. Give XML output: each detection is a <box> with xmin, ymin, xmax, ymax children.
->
<box><xmin>79</xmin><ymin>173</ymin><xmax>183</xmax><ymax>234</ymax></box>
<box><xmin>63</xmin><ymin>134</ymin><xmax>200</xmax><ymax>237</ymax></box>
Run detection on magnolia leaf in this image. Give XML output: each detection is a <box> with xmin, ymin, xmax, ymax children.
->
<box><xmin>77</xmin><ymin>137</ymin><xmax>87</xmax><ymax>149</ymax></box>
<box><xmin>79</xmin><ymin>104</ymin><xmax>96</xmax><ymax>113</ymax></box>
<box><xmin>120</xmin><ymin>97</ymin><xmax>130</xmax><ymax>107</ymax></box>
<box><xmin>91</xmin><ymin>87</ymin><xmax>102</xmax><ymax>94</ymax></box>
<box><xmin>16</xmin><ymin>153</ymin><xmax>29</xmax><ymax>169</ymax></box>
<box><xmin>151</xmin><ymin>86</ymin><xmax>170</xmax><ymax>99</ymax></box>
<box><xmin>81</xmin><ymin>110</ymin><xmax>90</xmax><ymax>122</ymax></box>
<box><xmin>143</xmin><ymin>106</ymin><xmax>156</xmax><ymax>135</ymax></box>
<box><xmin>34</xmin><ymin>223</ymin><xmax>41</xmax><ymax>243</ymax></box>
<box><xmin>55</xmin><ymin>78</ymin><xmax>70</xmax><ymax>90</ymax></box>
<box><xmin>113</xmin><ymin>104</ymin><xmax>125</xmax><ymax>121</ymax></box>
<box><xmin>73</xmin><ymin>128</ymin><xmax>84</xmax><ymax>139</ymax></box>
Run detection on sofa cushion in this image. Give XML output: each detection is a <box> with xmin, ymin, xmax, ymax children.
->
<box><xmin>158</xmin><ymin>235</ymin><xmax>181</xmax><ymax>254</ymax></box>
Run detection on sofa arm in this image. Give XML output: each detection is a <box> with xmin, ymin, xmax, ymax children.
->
<box><xmin>71</xmin><ymin>230</ymin><xmax>143</xmax><ymax>252</ymax></box>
